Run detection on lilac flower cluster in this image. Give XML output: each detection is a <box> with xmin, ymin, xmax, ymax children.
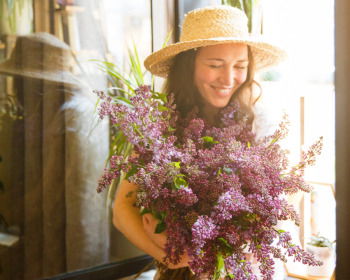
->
<box><xmin>96</xmin><ymin>85</ymin><xmax>323</xmax><ymax>280</ymax></box>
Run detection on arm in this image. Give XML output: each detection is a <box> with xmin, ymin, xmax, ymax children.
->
<box><xmin>113</xmin><ymin>179</ymin><xmax>189</xmax><ymax>269</ymax></box>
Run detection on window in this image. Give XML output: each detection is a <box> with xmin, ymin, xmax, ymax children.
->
<box><xmin>260</xmin><ymin>0</ymin><xmax>335</xmax><ymax>278</ymax></box>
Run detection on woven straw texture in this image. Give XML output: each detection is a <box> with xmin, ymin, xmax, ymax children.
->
<box><xmin>144</xmin><ymin>5</ymin><xmax>286</xmax><ymax>78</ymax></box>
<box><xmin>0</xmin><ymin>32</ymin><xmax>80</xmax><ymax>86</ymax></box>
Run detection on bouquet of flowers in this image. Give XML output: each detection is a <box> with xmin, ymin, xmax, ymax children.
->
<box><xmin>95</xmin><ymin>81</ymin><xmax>323</xmax><ymax>279</ymax></box>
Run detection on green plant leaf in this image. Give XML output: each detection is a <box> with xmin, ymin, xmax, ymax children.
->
<box><xmin>173</xmin><ymin>174</ymin><xmax>188</xmax><ymax>189</ymax></box>
<box><xmin>170</xmin><ymin>161</ymin><xmax>181</xmax><ymax>169</ymax></box>
<box><xmin>162</xmin><ymin>30</ymin><xmax>173</xmax><ymax>48</ymax></box>
<box><xmin>154</xmin><ymin>211</ymin><xmax>166</xmax><ymax>221</ymax></box>
<box><xmin>128</xmin><ymin>44</ymin><xmax>144</xmax><ymax>86</ymax></box>
<box><xmin>92</xmin><ymin>59</ymin><xmax>135</xmax><ymax>91</ymax></box>
<box><xmin>140</xmin><ymin>208</ymin><xmax>151</xmax><ymax>215</ymax></box>
<box><xmin>152</xmin><ymin>91</ymin><xmax>168</xmax><ymax>103</ymax></box>
<box><xmin>155</xmin><ymin>221</ymin><xmax>166</xmax><ymax>234</ymax></box>
<box><xmin>158</xmin><ymin>105</ymin><xmax>169</xmax><ymax>112</ymax></box>
<box><xmin>243</xmin><ymin>0</ymin><xmax>253</xmax><ymax>32</ymax></box>
<box><xmin>125</xmin><ymin>164</ymin><xmax>138</xmax><ymax>180</ymax></box>
<box><xmin>214</xmin><ymin>253</ymin><xmax>225</xmax><ymax>280</ymax></box>
<box><xmin>202</xmin><ymin>136</ymin><xmax>214</xmax><ymax>143</ymax></box>
<box><xmin>115</xmin><ymin>96</ymin><xmax>134</xmax><ymax>107</ymax></box>
<box><xmin>218</xmin><ymin>237</ymin><xmax>233</xmax><ymax>250</ymax></box>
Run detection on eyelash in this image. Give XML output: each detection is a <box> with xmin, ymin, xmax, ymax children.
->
<box><xmin>208</xmin><ymin>65</ymin><xmax>247</xmax><ymax>70</ymax></box>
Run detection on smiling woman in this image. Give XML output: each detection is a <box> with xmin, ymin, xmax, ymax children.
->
<box><xmin>162</xmin><ymin>44</ymin><xmax>258</xmax><ymax>127</ymax></box>
<box><xmin>112</xmin><ymin>5</ymin><xmax>288</xmax><ymax>280</ymax></box>
<box><xmin>194</xmin><ymin>43</ymin><xmax>249</xmax><ymax>122</ymax></box>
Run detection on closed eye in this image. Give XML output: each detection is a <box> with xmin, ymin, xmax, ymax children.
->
<box><xmin>208</xmin><ymin>64</ymin><xmax>222</xmax><ymax>69</ymax></box>
<box><xmin>235</xmin><ymin>66</ymin><xmax>247</xmax><ymax>70</ymax></box>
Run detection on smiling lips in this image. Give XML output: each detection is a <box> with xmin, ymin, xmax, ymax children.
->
<box><xmin>211</xmin><ymin>86</ymin><xmax>234</xmax><ymax>97</ymax></box>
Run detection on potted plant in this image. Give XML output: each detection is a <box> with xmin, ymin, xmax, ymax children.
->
<box><xmin>306</xmin><ymin>234</ymin><xmax>335</xmax><ymax>277</ymax></box>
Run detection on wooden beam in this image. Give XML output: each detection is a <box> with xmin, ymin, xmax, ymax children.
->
<box><xmin>335</xmin><ymin>0</ymin><xmax>350</xmax><ymax>278</ymax></box>
<box><xmin>33</xmin><ymin>0</ymin><xmax>54</xmax><ymax>33</ymax></box>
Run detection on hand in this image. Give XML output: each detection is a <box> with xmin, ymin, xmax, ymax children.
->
<box><xmin>166</xmin><ymin>250</ymin><xmax>190</xmax><ymax>269</ymax></box>
<box><xmin>142</xmin><ymin>213</ymin><xmax>167</xmax><ymax>249</ymax></box>
<box><xmin>142</xmin><ymin>213</ymin><xmax>190</xmax><ymax>268</ymax></box>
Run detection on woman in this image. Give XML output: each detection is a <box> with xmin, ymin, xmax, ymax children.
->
<box><xmin>113</xmin><ymin>5</ymin><xmax>285</xmax><ymax>279</ymax></box>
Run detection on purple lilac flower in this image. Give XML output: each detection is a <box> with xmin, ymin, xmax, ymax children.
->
<box><xmin>212</xmin><ymin>188</ymin><xmax>251</xmax><ymax>222</ymax></box>
<box><xmin>172</xmin><ymin>186</ymin><xmax>198</xmax><ymax>206</ymax></box>
<box><xmin>95</xmin><ymin>86</ymin><xmax>323</xmax><ymax>278</ymax></box>
<box><xmin>192</xmin><ymin>215</ymin><xmax>219</xmax><ymax>249</ymax></box>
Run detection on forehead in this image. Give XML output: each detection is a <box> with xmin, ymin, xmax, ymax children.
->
<box><xmin>196</xmin><ymin>43</ymin><xmax>248</xmax><ymax>61</ymax></box>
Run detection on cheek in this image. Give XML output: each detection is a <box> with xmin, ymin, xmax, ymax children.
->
<box><xmin>235</xmin><ymin>71</ymin><xmax>248</xmax><ymax>85</ymax></box>
<box><xmin>195</xmin><ymin>66</ymin><xmax>217</xmax><ymax>86</ymax></box>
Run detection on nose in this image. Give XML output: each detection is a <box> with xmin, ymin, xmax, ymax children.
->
<box><xmin>219</xmin><ymin>66</ymin><xmax>235</xmax><ymax>87</ymax></box>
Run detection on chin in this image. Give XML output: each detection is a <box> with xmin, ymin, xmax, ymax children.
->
<box><xmin>212</xmin><ymin>100</ymin><xmax>230</xmax><ymax>108</ymax></box>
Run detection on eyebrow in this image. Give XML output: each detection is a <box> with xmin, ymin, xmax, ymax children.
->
<box><xmin>205</xmin><ymin>58</ymin><xmax>249</xmax><ymax>63</ymax></box>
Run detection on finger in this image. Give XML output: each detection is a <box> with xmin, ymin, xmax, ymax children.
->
<box><xmin>143</xmin><ymin>213</ymin><xmax>152</xmax><ymax>225</ymax></box>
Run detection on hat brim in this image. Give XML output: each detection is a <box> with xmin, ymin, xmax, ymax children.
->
<box><xmin>0</xmin><ymin>60</ymin><xmax>81</xmax><ymax>87</ymax></box>
<box><xmin>144</xmin><ymin>36</ymin><xmax>287</xmax><ymax>78</ymax></box>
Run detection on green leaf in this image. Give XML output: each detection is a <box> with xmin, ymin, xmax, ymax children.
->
<box><xmin>202</xmin><ymin>136</ymin><xmax>215</xmax><ymax>143</ymax></box>
<box><xmin>140</xmin><ymin>208</ymin><xmax>151</xmax><ymax>215</ymax></box>
<box><xmin>115</xmin><ymin>96</ymin><xmax>134</xmax><ymax>107</ymax></box>
<box><xmin>152</xmin><ymin>91</ymin><xmax>168</xmax><ymax>103</ymax></box>
<box><xmin>158</xmin><ymin>105</ymin><xmax>169</xmax><ymax>112</ymax></box>
<box><xmin>162</xmin><ymin>30</ymin><xmax>173</xmax><ymax>48</ymax></box>
<box><xmin>108</xmin><ymin>86</ymin><xmax>133</xmax><ymax>97</ymax></box>
<box><xmin>153</xmin><ymin>211</ymin><xmax>166</xmax><ymax>221</ymax></box>
<box><xmin>127</xmin><ymin>43</ymin><xmax>145</xmax><ymax>86</ymax></box>
<box><xmin>243</xmin><ymin>0</ymin><xmax>253</xmax><ymax>32</ymax></box>
<box><xmin>170</xmin><ymin>161</ymin><xmax>181</xmax><ymax>169</ymax></box>
<box><xmin>155</xmin><ymin>221</ymin><xmax>166</xmax><ymax>234</ymax></box>
<box><xmin>214</xmin><ymin>253</ymin><xmax>225</xmax><ymax>280</ymax></box>
<box><xmin>202</xmin><ymin>136</ymin><xmax>219</xmax><ymax>148</ymax></box>
<box><xmin>125</xmin><ymin>165</ymin><xmax>138</xmax><ymax>180</ymax></box>
<box><xmin>218</xmin><ymin>237</ymin><xmax>233</xmax><ymax>251</ymax></box>
<box><xmin>222</xmin><ymin>0</ymin><xmax>244</xmax><ymax>10</ymax></box>
<box><xmin>174</xmin><ymin>174</ymin><xmax>188</xmax><ymax>189</ymax></box>
<box><xmin>97</xmin><ymin>60</ymin><xmax>135</xmax><ymax>90</ymax></box>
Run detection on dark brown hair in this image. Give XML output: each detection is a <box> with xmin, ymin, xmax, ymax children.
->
<box><xmin>163</xmin><ymin>45</ymin><xmax>260</xmax><ymax>124</ymax></box>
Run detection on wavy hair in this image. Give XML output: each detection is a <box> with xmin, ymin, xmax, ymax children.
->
<box><xmin>163</xmin><ymin>46</ymin><xmax>260</xmax><ymax>125</ymax></box>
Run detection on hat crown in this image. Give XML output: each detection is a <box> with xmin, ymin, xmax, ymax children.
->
<box><xmin>0</xmin><ymin>32</ymin><xmax>79</xmax><ymax>86</ymax></box>
<box><xmin>14</xmin><ymin>33</ymin><xmax>73</xmax><ymax>72</ymax></box>
<box><xmin>180</xmin><ymin>6</ymin><xmax>249</xmax><ymax>42</ymax></box>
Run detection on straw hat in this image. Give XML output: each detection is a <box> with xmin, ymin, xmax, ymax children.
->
<box><xmin>144</xmin><ymin>5</ymin><xmax>286</xmax><ymax>78</ymax></box>
<box><xmin>0</xmin><ymin>32</ymin><xmax>81</xmax><ymax>86</ymax></box>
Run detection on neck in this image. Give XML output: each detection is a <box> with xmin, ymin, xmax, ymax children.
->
<box><xmin>202</xmin><ymin>104</ymin><xmax>219</xmax><ymax>126</ymax></box>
